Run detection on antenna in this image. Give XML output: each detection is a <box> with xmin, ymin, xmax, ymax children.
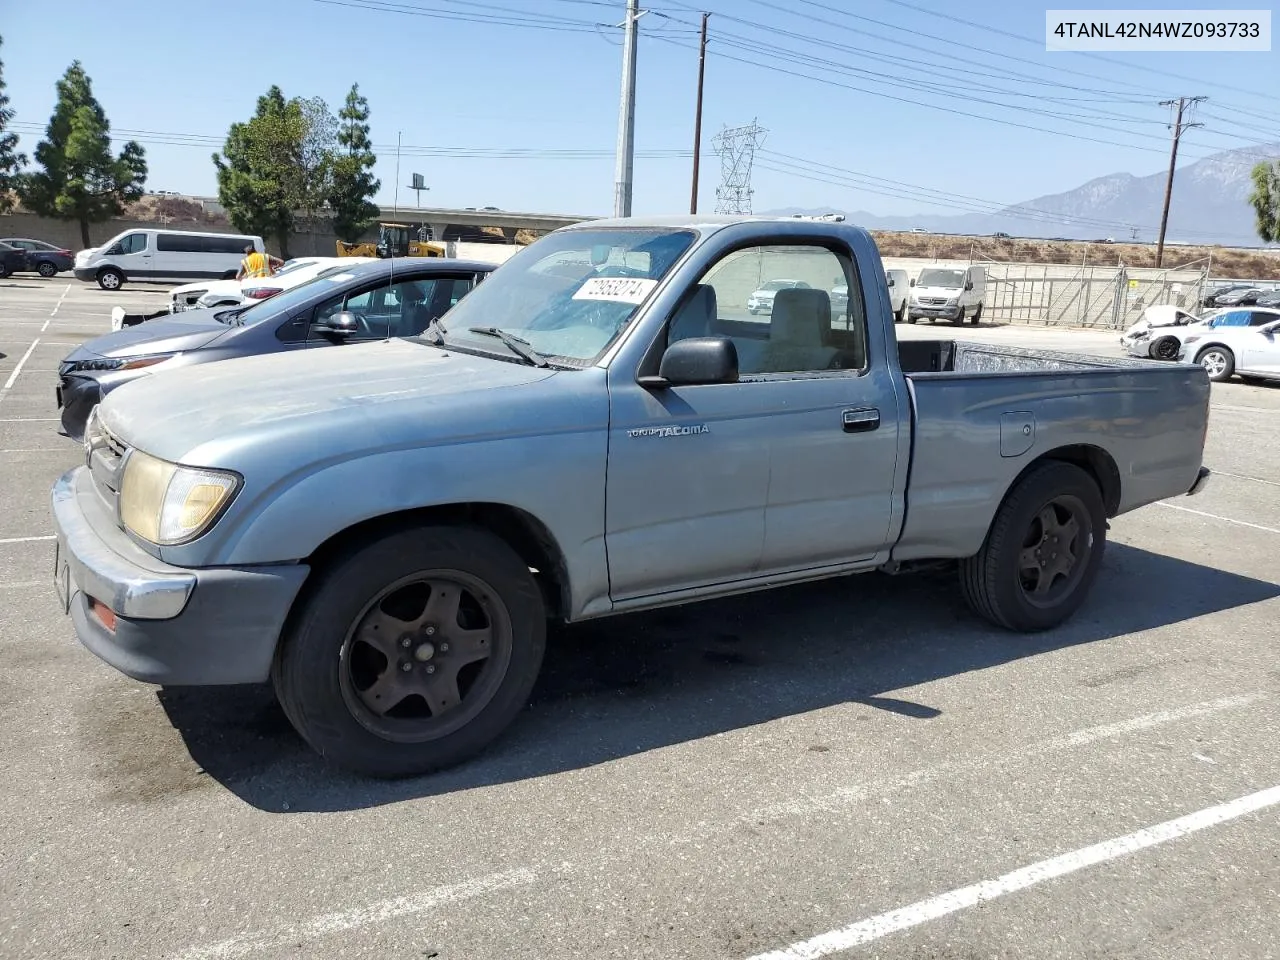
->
<box><xmin>387</xmin><ymin>131</ymin><xmax>401</xmax><ymax>341</ymax></box>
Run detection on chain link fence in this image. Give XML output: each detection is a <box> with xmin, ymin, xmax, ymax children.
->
<box><xmin>977</xmin><ymin>261</ymin><xmax>1210</xmax><ymax>330</ymax></box>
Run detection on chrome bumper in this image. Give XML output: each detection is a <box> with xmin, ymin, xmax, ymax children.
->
<box><xmin>51</xmin><ymin>468</ymin><xmax>195</xmax><ymax>620</ymax></box>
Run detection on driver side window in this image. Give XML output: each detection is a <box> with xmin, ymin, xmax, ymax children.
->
<box><xmin>668</xmin><ymin>243</ymin><xmax>867</xmax><ymax>376</ymax></box>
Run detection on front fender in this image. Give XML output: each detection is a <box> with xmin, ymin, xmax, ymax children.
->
<box><xmin>169</xmin><ymin>429</ymin><xmax>611</xmax><ymax>619</ymax></box>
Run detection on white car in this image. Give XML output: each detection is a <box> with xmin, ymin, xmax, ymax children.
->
<box><xmin>1119</xmin><ymin>304</ymin><xmax>1204</xmax><ymax>359</ymax></box>
<box><xmin>167</xmin><ymin>256</ymin><xmax>374</xmax><ymax>313</ymax></box>
<box><xmin>1177</xmin><ymin>307</ymin><xmax>1280</xmax><ymax>382</ymax></box>
<box><xmin>747</xmin><ymin>278</ymin><xmax>812</xmax><ymax>315</ymax></box>
<box><xmin>1130</xmin><ymin>307</ymin><xmax>1279</xmax><ymax>367</ymax></box>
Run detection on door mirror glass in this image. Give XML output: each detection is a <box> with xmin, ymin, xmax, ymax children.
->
<box><xmin>651</xmin><ymin>336</ymin><xmax>739</xmax><ymax>386</ymax></box>
<box><xmin>313</xmin><ymin>310</ymin><xmax>360</xmax><ymax>338</ymax></box>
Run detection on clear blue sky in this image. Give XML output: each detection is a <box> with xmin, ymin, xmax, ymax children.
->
<box><xmin>3</xmin><ymin>0</ymin><xmax>1277</xmax><ymax>221</ymax></box>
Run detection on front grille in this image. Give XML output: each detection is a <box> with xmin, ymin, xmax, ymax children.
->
<box><xmin>920</xmin><ymin>297</ymin><xmax>949</xmax><ymax>306</ymax></box>
<box><xmin>87</xmin><ymin>418</ymin><xmax>128</xmax><ymax>517</ymax></box>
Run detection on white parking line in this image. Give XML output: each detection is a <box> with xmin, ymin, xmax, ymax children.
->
<box><xmin>41</xmin><ymin>284</ymin><xmax>72</xmax><ymax>332</ymax></box>
<box><xmin>0</xmin><ymin>535</ymin><xmax>55</xmax><ymax>544</ymax></box>
<box><xmin>744</xmin><ymin>784</ymin><xmax>1280</xmax><ymax>960</ymax></box>
<box><xmin>1211</xmin><ymin>470</ymin><xmax>1280</xmax><ymax>488</ymax></box>
<box><xmin>1156</xmin><ymin>500</ymin><xmax>1280</xmax><ymax>535</ymax></box>
<box><xmin>173</xmin><ymin>868</ymin><xmax>539</xmax><ymax>960</ymax></box>
<box><xmin>0</xmin><ymin>338</ymin><xmax>40</xmax><ymax>405</ymax></box>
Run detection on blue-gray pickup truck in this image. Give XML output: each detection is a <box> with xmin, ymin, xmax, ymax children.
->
<box><xmin>51</xmin><ymin>215</ymin><xmax>1212</xmax><ymax>778</ymax></box>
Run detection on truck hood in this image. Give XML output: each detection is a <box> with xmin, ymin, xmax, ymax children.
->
<box><xmin>63</xmin><ymin>312</ymin><xmax>233</xmax><ymax>361</ymax></box>
<box><xmin>913</xmin><ymin>285</ymin><xmax>961</xmax><ymax>297</ymax></box>
<box><xmin>98</xmin><ymin>337</ymin><xmax>560</xmax><ymax>464</ymax></box>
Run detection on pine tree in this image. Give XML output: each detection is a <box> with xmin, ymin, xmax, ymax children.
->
<box><xmin>330</xmin><ymin>83</ymin><xmax>381</xmax><ymax>244</ymax></box>
<box><xmin>0</xmin><ymin>35</ymin><xmax>26</xmax><ymax>213</ymax></box>
<box><xmin>19</xmin><ymin>61</ymin><xmax>147</xmax><ymax>247</ymax></box>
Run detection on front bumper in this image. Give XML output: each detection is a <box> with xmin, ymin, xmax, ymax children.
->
<box><xmin>56</xmin><ymin>374</ymin><xmax>102</xmax><ymax>442</ymax></box>
<box><xmin>72</xmin><ymin>266</ymin><xmax>98</xmax><ymax>282</ymax></box>
<box><xmin>908</xmin><ymin>303</ymin><xmax>962</xmax><ymax>320</ymax></box>
<box><xmin>51</xmin><ymin>467</ymin><xmax>310</xmax><ymax>685</ymax></box>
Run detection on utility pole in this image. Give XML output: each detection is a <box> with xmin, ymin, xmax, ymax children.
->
<box><xmin>689</xmin><ymin>12</ymin><xmax>709</xmax><ymax>214</ymax></box>
<box><xmin>1155</xmin><ymin>95</ymin><xmax>1205</xmax><ymax>267</ymax></box>
<box><xmin>613</xmin><ymin>0</ymin><xmax>645</xmax><ymax>218</ymax></box>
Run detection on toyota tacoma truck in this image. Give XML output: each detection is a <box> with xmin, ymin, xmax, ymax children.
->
<box><xmin>51</xmin><ymin>215</ymin><xmax>1212</xmax><ymax>778</ymax></box>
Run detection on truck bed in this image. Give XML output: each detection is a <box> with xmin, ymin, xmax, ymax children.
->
<box><xmin>890</xmin><ymin>338</ymin><xmax>1210</xmax><ymax>564</ymax></box>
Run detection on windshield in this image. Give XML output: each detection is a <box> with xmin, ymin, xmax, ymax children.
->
<box><xmin>435</xmin><ymin>227</ymin><xmax>697</xmax><ymax>364</ymax></box>
<box><xmin>918</xmin><ymin>268</ymin><xmax>966</xmax><ymax>288</ymax></box>
<box><xmin>760</xmin><ymin>279</ymin><xmax>792</xmax><ymax>291</ymax></box>
<box><xmin>232</xmin><ymin>266</ymin><xmax>375</xmax><ymax>326</ymax></box>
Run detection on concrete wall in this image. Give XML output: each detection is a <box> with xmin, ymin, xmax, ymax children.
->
<box><xmin>0</xmin><ymin>211</ymin><xmax>528</xmax><ymax>258</ymax></box>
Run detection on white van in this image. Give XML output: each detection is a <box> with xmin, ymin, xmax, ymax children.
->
<box><xmin>73</xmin><ymin>229</ymin><xmax>265</xmax><ymax>290</ymax></box>
<box><xmin>885</xmin><ymin>268</ymin><xmax>909</xmax><ymax>322</ymax></box>
<box><xmin>907</xmin><ymin>264</ymin><xmax>987</xmax><ymax>325</ymax></box>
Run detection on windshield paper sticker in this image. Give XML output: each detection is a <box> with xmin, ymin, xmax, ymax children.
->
<box><xmin>572</xmin><ymin>276</ymin><xmax>658</xmax><ymax>304</ymax></box>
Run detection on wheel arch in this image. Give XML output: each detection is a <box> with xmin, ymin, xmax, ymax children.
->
<box><xmin>300</xmin><ymin>502</ymin><xmax>573</xmax><ymax>620</ymax></box>
<box><xmin>1014</xmin><ymin>444</ymin><xmax>1122</xmax><ymax>518</ymax></box>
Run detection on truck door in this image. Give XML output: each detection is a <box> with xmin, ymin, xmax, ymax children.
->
<box><xmin>605</xmin><ymin>240</ymin><xmax>903</xmax><ymax>601</ymax></box>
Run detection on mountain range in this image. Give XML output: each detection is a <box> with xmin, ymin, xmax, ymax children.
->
<box><xmin>762</xmin><ymin>144</ymin><xmax>1279</xmax><ymax>247</ymax></box>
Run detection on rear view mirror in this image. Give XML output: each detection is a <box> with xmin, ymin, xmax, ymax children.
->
<box><xmin>642</xmin><ymin>337</ymin><xmax>739</xmax><ymax>387</ymax></box>
<box><xmin>313</xmin><ymin>310</ymin><xmax>360</xmax><ymax>338</ymax></box>
<box><xmin>591</xmin><ymin>244</ymin><xmax>612</xmax><ymax>266</ymax></box>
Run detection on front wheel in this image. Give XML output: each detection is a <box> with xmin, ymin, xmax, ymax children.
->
<box><xmin>970</xmin><ymin>303</ymin><xmax>982</xmax><ymax>325</ymax></box>
<box><xmin>1150</xmin><ymin>335</ymin><xmax>1180</xmax><ymax>361</ymax></box>
<box><xmin>272</xmin><ymin>524</ymin><xmax>547</xmax><ymax>778</ymax></box>
<box><xmin>97</xmin><ymin>268</ymin><xmax>124</xmax><ymax>291</ymax></box>
<box><xmin>1195</xmin><ymin>346</ymin><xmax>1234</xmax><ymax>382</ymax></box>
<box><xmin>959</xmin><ymin>460</ymin><xmax>1106</xmax><ymax>631</ymax></box>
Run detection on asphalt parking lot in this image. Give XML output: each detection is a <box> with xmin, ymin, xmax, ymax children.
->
<box><xmin>1</xmin><ymin>277</ymin><xmax>1277</xmax><ymax>960</ymax></box>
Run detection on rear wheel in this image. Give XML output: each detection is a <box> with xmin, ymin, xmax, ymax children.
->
<box><xmin>959</xmin><ymin>461</ymin><xmax>1106</xmax><ymax>631</ymax></box>
<box><xmin>97</xmin><ymin>268</ymin><xmax>124</xmax><ymax>291</ymax></box>
<box><xmin>38</xmin><ymin>261</ymin><xmax>58</xmax><ymax>278</ymax></box>
<box><xmin>272</xmin><ymin>524</ymin><xmax>546</xmax><ymax>778</ymax></box>
<box><xmin>1195</xmin><ymin>345</ymin><xmax>1234</xmax><ymax>382</ymax></box>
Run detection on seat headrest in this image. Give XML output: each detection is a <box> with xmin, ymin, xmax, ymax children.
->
<box><xmin>771</xmin><ymin>288</ymin><xmax>832</xmax><ymax>342</ymax></box>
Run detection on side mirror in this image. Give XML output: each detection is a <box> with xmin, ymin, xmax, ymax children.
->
<box><xmin>640</xmin><ymin>337</ymin><xmax>739</xmax><ymax>388</ymax></box>
<box><xmin>313</xmin><ymin>310</ymin><xmax>360</xmax><ymax>338</ymax></box>
<box><xmin>965</xmin><ymin>281</ymin><xmax>974</xmax><ymax>291</ymax></box>
<box><xmin>909</xmin><ymin>278</ymin><xmax>916</xmax><ymax>287</ymax></box>
<box><xmin>886</xmin><ymin>278</ymin><xmax>895</xmax><ymax>287</ymax></box>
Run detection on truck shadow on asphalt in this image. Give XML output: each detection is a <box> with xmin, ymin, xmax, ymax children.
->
<box><xmin>147</xmin><ymin>541</ymin><xmax>1279</xmax><ymax>812</ymax></box>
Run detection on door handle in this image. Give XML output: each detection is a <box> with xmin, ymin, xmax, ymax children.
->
<box><xmin>842</xmin><ymin>407</ymin><xmax>880</xmax><ymax>432</ymax></box>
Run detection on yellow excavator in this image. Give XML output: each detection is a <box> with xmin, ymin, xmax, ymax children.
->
<box><xmin>336</xmin><ymin>222</ymin><xmax>446</xmax><ymax>259</ymax></box>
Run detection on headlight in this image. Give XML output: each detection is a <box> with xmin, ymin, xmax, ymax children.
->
<box><xmin>119</xmin><ymin>450</ymin><xmax>241</xmax><ymax>545</ymax></box>
<box><xmin>946</xmin><ymin>298</ymin><xmax>959</xmax><ymax>305</ymax></box>
<box><xmin>65</xmin><ymin>354</ymin><xmax>176</xmax><ymax>374</ymax></box>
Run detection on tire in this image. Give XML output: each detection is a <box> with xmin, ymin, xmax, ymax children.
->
<box><xmin>970</xmin><ymin>303</ymin><xmax>982</xmax><ymax>325</ymax></box>
<box><xmin>1194</xmin><ymin>345</ymin><xmax>1234</xmax><ymax>382</ymax></box>
<box><xmin>906</xmin><ymin>312</ymin><xmax>916</xmax><ymax>324</ymax></box>
<box><xmin>951</xmin><ymin>307</ymin><xmax>965</xmax><ymax>325</ymax></box>
<box><xmin>38</xmin><ymin>261</ymin><xmax>58</xmax><ymax>278</ymax></box>
<box><xmin>895</xmin><ymin>300</ymin><xmax>907</xmax><ymax>323</ymax></box>
<box><xmin>97</xmin><ymin>268</ymin><xmax>124</xmax><ymax>291</ymax></box>
<box><xmin>958</xmin><ymin>460</ymin><xmax>1106</xmax><ymax>632</ymax></box>
<box><xmin>0</xmin><ymin>262</ymin><xmax>8</xmax><ymax>279</ymax></box>
<box><xmin>1149</xmin><ymin>335</ymin><xmax>1180</xmax><ymax>361</ymax></box>
<box><xmin>272</xmin><ymin>524</ymin><xmax>547</xmax><ymax>778</ymax></box>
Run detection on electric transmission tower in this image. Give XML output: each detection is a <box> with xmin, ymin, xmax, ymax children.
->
<box><xmin>712</xmin><ymin>119</ymin><xmax>766</xmax><ymax>214</ymax></box>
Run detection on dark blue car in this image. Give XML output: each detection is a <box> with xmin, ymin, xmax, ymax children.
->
<box><xmin>56</xmin><ymin>257</ymin><xmax>495</xmax><ymax>440</ymax></box>
<box><xmin>1</xmin><ymin>237</ymin><xmax>75</xmax><ymax>277</ymax></box>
